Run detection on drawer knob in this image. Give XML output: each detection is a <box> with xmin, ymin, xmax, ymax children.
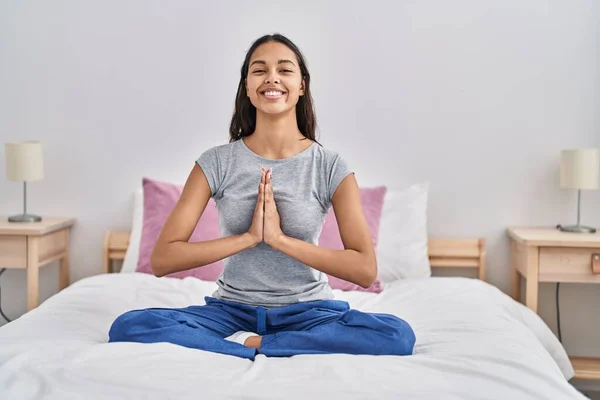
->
<box><xmin>593</xmin><ymin>254</ymin><xmax>600</xmax><ymax>275</ymax></box>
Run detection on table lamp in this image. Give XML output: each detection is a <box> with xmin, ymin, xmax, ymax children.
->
<box><xmin>5</xmin><ymin>140</ymin><xmax>44</xmax><ymax>223</ymax></box>
<box><xmin>558</xmin><ymin>148</ymin><xmax>600</xmax><ymax>233</ymax></box>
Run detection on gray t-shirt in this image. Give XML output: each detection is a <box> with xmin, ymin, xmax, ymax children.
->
<box><xmin>195</xmin><ymin>138</ymin><xmax>353</xmax><ymax>307</ymax></box>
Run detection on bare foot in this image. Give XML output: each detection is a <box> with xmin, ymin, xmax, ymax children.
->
<box><xmin>244</xmin><ymin>336</ymin><xmax>262</xmax><ymax>349</ymax></box>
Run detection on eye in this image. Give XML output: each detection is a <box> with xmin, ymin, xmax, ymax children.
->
<box><xmin>252</xmin><ymin>69</ymin><xmax>265</xmax><ymax>74</ymax></box>
<box><xmin>281</xmin><ymin>69</ymin><xmax>293</xmax><ymax>73</ymax></box>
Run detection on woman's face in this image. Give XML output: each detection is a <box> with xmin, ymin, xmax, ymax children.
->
<box><xmin>245</xmin><ymin>41</ymin><xmax>305</xmax><ymax>117</ymax></box>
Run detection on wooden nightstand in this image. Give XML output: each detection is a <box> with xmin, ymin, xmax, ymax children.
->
<box><xmin>507</xmin><ymin>227</ymin><xmax>600</xmax><ymax>381</ymax></box>
<box><xmin>0</xmin><ymin>216</ymin><xmax>76</xmax><ymax>311</ymax></box>
<box><xmin>103</xmin><ymin>230</ymin><xmax>130</xmax><ymax>273</ymax></box>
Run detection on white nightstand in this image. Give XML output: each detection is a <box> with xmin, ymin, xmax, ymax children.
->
<box><xmin>0</xmin><ymin>216</ymin><xmax>76</xmax><ymax>311</ymax></box>
<box><xmin>507</xmin><ymin>227</ymin><xmax>600</xmax><ymax>381</ymax></box>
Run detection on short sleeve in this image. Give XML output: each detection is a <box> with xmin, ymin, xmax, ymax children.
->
<box><xmin>195</xmin><ymin>147</ymin><xmax>222</xmax><ymax>197</ymax></box>
<box><xmin>328</xmin><ymin>153</ymin><xmax>353</xmax><ymax>201</ymax></box>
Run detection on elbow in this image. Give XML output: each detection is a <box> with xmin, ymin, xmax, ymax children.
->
<box><xmin>150</xmin><ymin>246</ymin><xmax>167</xmax><ymax>277</ymax></box>
<box><xmin>150</xmin><ymin>255</ymin><xmax>164</xmax><ymax>277</ymax></box>
<box><xmin>359</xmin><ymin>273</ymin><xmax>377</xmax><ymax>289</ymax></box>
<box><xmin>358</xmin><ymin>260</ymin><xmax>378</xmax><ymax>289</ymax></box>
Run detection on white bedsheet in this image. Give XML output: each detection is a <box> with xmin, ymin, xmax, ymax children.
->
<box><xmin>0</xmin><ymin>273</ymin><xmax>585</xmax><ymax>400</ymax></box>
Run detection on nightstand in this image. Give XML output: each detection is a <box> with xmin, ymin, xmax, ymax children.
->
<box><xmin>103</xmin><ymin>230</ymin><xmax>130</xmax><ymax>273</ymax></box>
<box><xmin>0</xmin><ymin>216</ymin><xmax>76</xmax><ymax>311</ymax></box>
<box><xmin>507</xmin><ymin>227</ymin><xmax>600</xmax><ymax>381</ymax></box>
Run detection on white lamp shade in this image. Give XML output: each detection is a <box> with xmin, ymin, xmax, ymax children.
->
<box><xmin>5</xmin><ymin>141</ymin><xmax>44</xmax><ymax>182</ymax></box>
<box><xmin>560</xmin><ymin>148</ymin><xmax>600</xmax><ymax>190</ymax></box>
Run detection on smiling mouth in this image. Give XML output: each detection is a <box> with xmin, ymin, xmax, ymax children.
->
<box><xmin>261</xmin><ymin>90</ymin><xmax>286</xmax><ymax>100</ymax></box>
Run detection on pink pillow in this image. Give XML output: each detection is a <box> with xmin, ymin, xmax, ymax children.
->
<box><xmin>136</xmin><ymin>177</ymin><xmax>386</xmax><ymax>293</ymax></box>
<box><xmin>319</xmin><ymin>186</ymin><xmax>387</xmax><ymax>293</ymax></box>
<box><xmin>135</xmin><ymin>177</ymin><xmax>224</xmax><ymax>280</ymax></box>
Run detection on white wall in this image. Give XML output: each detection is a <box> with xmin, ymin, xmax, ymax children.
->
<box><xmin>1</xmin><ymin>0</ymin><xmax>599</xmax><ymax>391</ymax></box>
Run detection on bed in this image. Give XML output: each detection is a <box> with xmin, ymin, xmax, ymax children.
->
<box><xmin>0</xmin><ymin>230</ymin><xmax>586</xmax><ymax>399</ymax></box>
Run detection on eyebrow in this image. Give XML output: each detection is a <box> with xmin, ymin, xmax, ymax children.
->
<box><xmin>250</xmin><ymin>59</ymin><xmax>296</xmax><ymax>67</ymax></box>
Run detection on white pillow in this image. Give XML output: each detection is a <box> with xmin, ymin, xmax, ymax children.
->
<box><xmin>120</xmin><ymin>189</ymin><xmax>143</xmax><ymax>273</ymax></box>
<box><xmin>120</xmin><ymin>182</ymin><xmax>431</xmax><ymax>282</ymax></box>
<box><xmin>376</xmin><ymin>182</ymin><xmax>431</xmax><ymax>283</ymax></box>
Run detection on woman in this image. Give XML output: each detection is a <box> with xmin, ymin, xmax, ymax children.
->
<box><xmin>108</xmin><ymin>33</ymin><xmax>415</xmax><ymax>360</ymax></box>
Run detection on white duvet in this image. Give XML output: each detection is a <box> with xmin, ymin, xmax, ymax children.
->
<box><xmin>0</xmin><ymin>273</ymin><xmax>586</xmax><ymax>399</ymax></box>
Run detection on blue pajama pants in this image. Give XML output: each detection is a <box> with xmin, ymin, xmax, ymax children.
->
<box><xmin>108</xmin><ymin>296</ymin><xmax>415</xmax><ymax>360</ymax></box>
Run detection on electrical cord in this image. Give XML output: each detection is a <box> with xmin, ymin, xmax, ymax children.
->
<box><xmin>554</xmin><ymin>224</ymin><xmax>563</xmax><ymax>343</ymax></box>
<box><xmin>556</xmin><ymin>282</ymin><xmax>562</xmax><ymax>342</ymax></box>
<box><xmin>0</xmin><ymin>268</ymin><xmax>12</xmax><ymax>323</ymax></box>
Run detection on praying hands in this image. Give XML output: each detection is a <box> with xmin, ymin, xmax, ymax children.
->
<box><xmin>247</xmin><ymin>167</ymin><xmax>284</xmax><ymax>247</ymax></box>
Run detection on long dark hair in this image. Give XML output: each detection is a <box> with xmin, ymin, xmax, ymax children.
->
<box><xmin>229</xmin><ymin>33</ymin><xmax>318</xmax><ymax>143</ymax></box>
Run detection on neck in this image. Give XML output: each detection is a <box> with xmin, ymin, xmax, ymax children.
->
<box><xmin>249</xmin><ymin>110</ymin><xmax>306</xmax><ymax>155</ymax></box>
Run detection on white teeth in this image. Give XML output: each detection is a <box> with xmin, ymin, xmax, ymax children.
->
<box><xmin>264</xmin><ymin>91</ymin><xmax>283</xmax><ymax>96</ymax></box>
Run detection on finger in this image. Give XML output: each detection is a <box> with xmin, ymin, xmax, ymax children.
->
<box><xmin>261</xmin><ymin>169</ymin><xmax>266</xmax><ymax>192</ymax></box>
<box><xmin>267</xmin><ymin>168</ymin><xmax>272</xmax><ymax>191</ymax></box>
<box><xmin>257</xmin><ymin>185</ymin><xmax>263</xmax><ymax>212</ymax></box>
<box><xmin>265</xmin><ymin>181</ymin><xmax>271</xmax><ymax>207</ymax></box>
<box><xmin>257</xmin><ymin>170</ymin><xmax>265</xmax><ymax>210</ymax></box>
<box><xmin>267</xmin><ymin>173</ymin><xmax>275</xmax><ymax>209</ymax></box>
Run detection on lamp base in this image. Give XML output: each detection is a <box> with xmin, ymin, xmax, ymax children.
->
<box><xmin>8</xmin><ymin>214</ymin><xmax>42</xmax><ymax>223</ymax></box>
<box><xmin>558</xmin><ymin>224</ymin><xmax>596</xmax><ymax>234</ymax></box>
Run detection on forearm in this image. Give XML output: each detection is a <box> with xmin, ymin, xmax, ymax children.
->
<box><xmin>270</xmin><ymin>235</ymin><xmax>377</xmax><ymax>288</ymax></box>
<box><xmin>151</xmin><ymin>233</ymin><xmax>257</xmax><ymax>277</ymax></box>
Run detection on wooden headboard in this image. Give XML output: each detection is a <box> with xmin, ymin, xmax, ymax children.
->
<box><xmin>103</xmin><ymin>231</ymin><xmax>486</xmax><ymax>281</ymax></box>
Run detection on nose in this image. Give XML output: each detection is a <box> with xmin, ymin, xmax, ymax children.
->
<box><xmin>265</xmin><ymin>70</ymin><xmax>280</xmax><ymax>84</ymax></box>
